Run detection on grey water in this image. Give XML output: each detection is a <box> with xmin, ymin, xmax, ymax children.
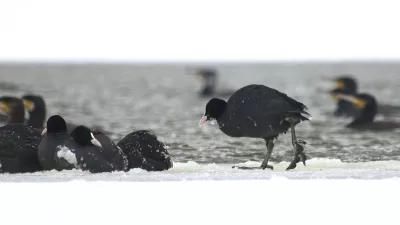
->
<box><xmin>1</xmin><ymin>62</ymin><xmax>400</xmax><ymax>165</ymax></box>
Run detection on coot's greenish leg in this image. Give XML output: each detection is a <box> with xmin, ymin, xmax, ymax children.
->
<box><xmin>286</xmin><ymin>118</ymin><xmax>307</xmax><ymax>171</ymax></box>
<box><xmin>260</xmin><ymin>139</ymin><xmax>274</xmax><ymax>170</ymax></box>
<box><xmin>232</xmin><ymin>138</ymin><xmax>274</xmax><ymax>170</ymax></box>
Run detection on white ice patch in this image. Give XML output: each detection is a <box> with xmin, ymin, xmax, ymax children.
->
<box><xmin>56</xmin><ymin>146</ymin><xmax>78</xmax><ymax>166</ymax></box>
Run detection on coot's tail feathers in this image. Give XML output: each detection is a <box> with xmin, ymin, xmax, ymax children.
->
<box><xmin>287</xmin><ymin>110</ymin><xmax>313</xmax><ymax>121</ymax></box>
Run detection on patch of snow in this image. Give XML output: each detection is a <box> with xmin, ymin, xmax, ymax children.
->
<box><xmin>56</xmin><ymin>146</ymin><xmax>78</xmax><ymax>166</ymax></box>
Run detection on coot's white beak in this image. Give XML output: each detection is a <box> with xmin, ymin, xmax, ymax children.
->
<box><xmin>90</xmin><ymin>132</ymin><xmax>102</xmax><ymax>147</ymax></box>
<box><xmin>41</xmin><ymin>128</ymin><xmax>47</xmax><ymax>136</ymax></box>
<box><xmin>199</xmin><ymin>115</ymin><xmax>208</xmax><ymax>126</ymax></box>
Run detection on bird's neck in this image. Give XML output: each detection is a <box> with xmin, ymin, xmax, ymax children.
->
<box><xmin>27</xmin><ymin>109</ymin><xmax>46</xmax><ymax>128</ymax></box>
<box><xmin>8</xmin><ymin>105</ymin><xmax>25</xmax><ymax>124</ymax></box>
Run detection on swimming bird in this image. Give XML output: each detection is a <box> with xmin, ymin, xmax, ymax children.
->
<box><xmin>199</xmin><ymin>84</ymin><xmax>312</xmax><ymax>171</ymax></box>
<box><xmin>329</xmin><ymin>75</ymin><xmax>360</xmax><ymax>117</ymax></box>
<box><xmin>336</xmin><ymin>92</ymin><xmax>400</xmax><ymax>131</ymax></box>
<box><xmin>190</xmin><ymin>68</ymin><xmax>234</xmax><ymax>98</ymax></box>
<box><xmin>0</xmin><ymin>96</ymin><xmax>26</xmax><ymax>125</ymax></box>
<box><xmin>22</xmin><ymin>94</ymin><xmax>47</xmax><ymax>128</ymax></box>
<box><xmin>39</xmin><ymin>115</ymin><xmax>128</xmax><ymax>173</ymax></box>
<box><xmin>0</xmin><ymin>96</ymin><xmax>42</xmax><ymax>173</ymax></box>
<box><xmin>330</xmin><ymin>76</ymin><xmax>400</xmax><ymax>117</ymax></box>
<box><xmin>117</xmin><ymin>130</ymin><xmax>173</xmax><ymax>171</ymax></box>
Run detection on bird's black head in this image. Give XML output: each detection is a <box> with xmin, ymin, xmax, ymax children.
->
<box><xmin>70</xmin><ymin>125</ymin><xmax>102</xmax><ymax>147</ymax></box>
<box><xmin>199</xmin><ymin>98</ymin><xmax>227</xmax><ymax>126</ymax></box>
<box><xmin>333</xmin><ymin>75</ymin><xmax>358</xmax><ymax>93</ymax></box>
<box><xmin>336</xmin><ymin>93</ymin><xmax>377</xmax><ymax>126</ymax></box>
<box><xmin>21</xmin><ymin>94</ymin><xmax>46</xmax><ymax>128</ymax></box>
<box><xmin>0</xmin><ymin>96</ymin><xmax>25</xmax><ymax>124</ymax></box>
<box><xmin>43</xmin><ymin>115</ymin><xmax>67</xmax><ymax>135</ymax></box>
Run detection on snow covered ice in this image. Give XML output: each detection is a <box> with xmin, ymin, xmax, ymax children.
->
<box><xmin>0</xmin><ymin>159</ymin><xmax>399</xmax><ymax>225</ymax></box>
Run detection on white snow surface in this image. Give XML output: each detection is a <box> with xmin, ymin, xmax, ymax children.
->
<box><xmin>1</xmin><ymin>179</ymin><xmax>399</xmax><ymax>225</ymax></box>
<box><xmin>1</xmin><ymin>158</ymin><xmax>400</xmax><ymax>224</ymax></box>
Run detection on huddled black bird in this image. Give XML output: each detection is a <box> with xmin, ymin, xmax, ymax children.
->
<box><xmin>39</xmin><ymin>115</ymin><xmax>173</xmax><ymax>173</ymax></box>
<box><xmin>190</xmin><ymin>68</ymin><xmax>234</xmax><ymax>98</ymax></box>
<box><xmin>199</xmin><ymin>84</ymin><xmax>312</xmax><ymax>171</ymax></box>
<box><xmin>0</xmin><ymin>96</ymin><xmax>42</xmax><ymax>173</ymax></box>
<box><xmin>330</xmin><ymin>76</ymin><xmax>400</xmax><ymax>117</ymax></box>
<box><xmin>39</xmin><ymin>115</ymin><xmax>128</xmax><ymax>173</ymax></box>
<box><xmin>117</xmin><ymin>130</ymin><xmax>173</xmax><ymax>171</ymax></box>
<box><xmin>334</xmin><ymin>92</ymin><xmax>400</xmax><ymax>131</ymax></box>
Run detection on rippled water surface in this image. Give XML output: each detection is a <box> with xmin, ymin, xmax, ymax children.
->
<box><xmin>1</xmin><ymin>62</ymin><xmax>400</xmax><ymax>165</ymax></box>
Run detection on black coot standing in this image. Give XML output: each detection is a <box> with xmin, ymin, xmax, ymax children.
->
<box><xmin>199</xmin><ymin>84</ymin><xmax>312</xmax><ymax>171</ymax></box>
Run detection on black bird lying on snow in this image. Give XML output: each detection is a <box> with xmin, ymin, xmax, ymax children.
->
<box><xmin>39</xmin><ymin>115</ymin><xmax>128</xmax><ymax>173</ymax></box>
<box><xmin>199</xmin><ymin>84</ymin><xmax>312</xmax><ymax>171</ymax></box>
<box><xmin>39</xmin><ymin>115</ymin><xmax>173</xmax><ymax>173</ymax></box>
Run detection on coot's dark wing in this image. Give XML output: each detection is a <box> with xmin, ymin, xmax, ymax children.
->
<box><xmin>228</xmin><ymin>84</ymin><xmax>308</xmax><ymax>110</ymax></box>
<box><xmin>117</xmin><ymin>130</ymin><xmax>173</xmax><ymax>171</ymax></box>
<box><xmin>94</xmin><ymin>133</ymin><xmax>128</xmax><ymax>171</ymax></box>
<box><xmin>223</xmin><ymin>85</ymin><xmax>310</xmax><ymax>138</ymax></box>
<box><xmin>0</xmin><ymin>124</ymin><xmax>42</xmax><ymax>173</ymax></box>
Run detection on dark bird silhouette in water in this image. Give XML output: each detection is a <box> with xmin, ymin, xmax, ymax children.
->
<box><xmin>330</xmin><ymin>75</ymin><xmax>400</xmax><ymax>117</ymax></box>
<box><xmin>190</xmin><ymin>68</ymin><xmax>234</xmax><ymax>99</ymax></box>
<box><xmin>39</xmin><ymin>115</ymin><xmax>128</xmax><ymax>173</ymax></box>
<box><xmin>335</xmin><ymin>92</ymin><xmax>400</xmax><ymax>131</ymax></box>
<box><xmin>22</xmin><ymin>94</ymin><xmax>47</xmax><ymax>128</ymax></box>
<box><xmin>0</xmin><ymin>96</ymin><xmax>42</xmax><ymax>173</ymax></box>
<box><xmin>329</xmin><ymin>75</ymin><xmax>360</xmax><ymax>117</ymax></box>
<box><xmin>117</xmin><ymin>130</ymin><xmax>173</xmax><ymax>171</ymax></box>
<box><xmin>0</xmin><ymin>96</ymin><xmax>26</xmax><ymax>125</ymax></box>
<box><xmin>199</xmin><ymin>84</ymin><xmax>312</xmax><ymax>171</ymax></box>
